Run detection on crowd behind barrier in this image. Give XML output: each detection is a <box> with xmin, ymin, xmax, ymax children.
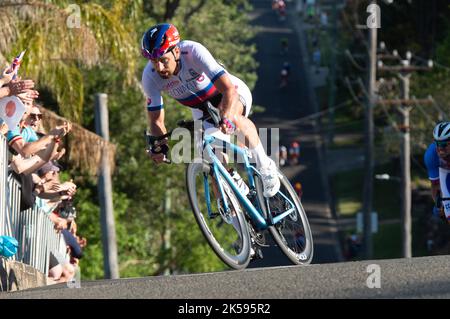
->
<box><xmin>0</xmin><ymin>60</ymin><xmax>86</xmax><ymax>285</ymax></box>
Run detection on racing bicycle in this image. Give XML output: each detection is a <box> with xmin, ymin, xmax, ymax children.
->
<box><xmin>146</xmin><ymin>103</ymin><xmax>313</xmax><ymax>269</ymax></box>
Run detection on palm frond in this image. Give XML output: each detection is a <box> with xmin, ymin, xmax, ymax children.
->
<box><xmin>1</xmin><ymin>0</ymin><xmax>142</xmax><ymax>122</ymax></box>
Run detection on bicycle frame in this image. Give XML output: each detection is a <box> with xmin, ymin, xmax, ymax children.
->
<box><xmin>201</xmin><ymin>134</ymin><xmax>296</xmax><ymax>231</ymax></box>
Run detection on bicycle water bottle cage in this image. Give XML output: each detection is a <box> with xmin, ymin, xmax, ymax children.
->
<box><xmin>205</xmin><ymin>101</ymin><xmax>222</xmax><ymax>128</ymax></box>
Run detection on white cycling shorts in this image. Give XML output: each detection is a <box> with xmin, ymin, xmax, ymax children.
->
<box><xmin>191</xmin><ymin>74</ymin><xmax>252</xmax><ymax>144</ymax></box>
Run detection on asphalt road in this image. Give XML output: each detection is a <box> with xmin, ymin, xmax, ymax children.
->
<box><xmin>3</xmin><ymin>255</ymin><xmax>450</xmax><ymax>298</ymax></box>
<box><xmin>247</xmin><ymin>0</ymin><xmax>342</xmax><ymax>267</ymax></box>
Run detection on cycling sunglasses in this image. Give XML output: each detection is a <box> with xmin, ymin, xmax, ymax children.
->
<box><xmin>141</xmin><ymin>47</ymin><xmax>167</xmax><ymax>61</ymax></box>
<box><xmin>435</xmin><ymin>140</ymin><xmax>450</xmax><ymax>148</ymax></box>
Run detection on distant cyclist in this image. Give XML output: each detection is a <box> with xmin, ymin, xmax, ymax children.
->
<box><xmin>277</xmin><ymin>0</ymin><xmax>286</xmax><ymax>21</ymax></box>
<box><xmin>141</xmin><ymin>23</ymin><xmax>280</xmax><ymax>197</ymax></box>
<box><xmin>279</xmin><ymin>61</ymin><xmax>291</xmax><ymax>88</ymax></box>
<box><xmin>424</xmin><ymin>122</ymin><xmax>450</xmax><ymax>224</ymax></box>
<box><xmin>288</xmin><ymin>140</ymin><xmax>300</xmax><ymax>165</ymax></box>
<box><xmin>279</xmin><ymin>145</ymin><xmax>288</xmax><ymax>166</ymax></box>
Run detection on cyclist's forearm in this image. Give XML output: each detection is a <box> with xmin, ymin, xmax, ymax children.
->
<box><xmin>147</xmin><ymin>114</ymin><xmax>167</xmax><ymax>136</ymax></box>
<box><xmin>431</xmin><ymin>182</ymin><xmax>440</xmax><ymax>203</ymax></box>
<box><xmin>219</xmin><ymin>91</ymin><xmax>235</xmax><ymax>115</ymax></box>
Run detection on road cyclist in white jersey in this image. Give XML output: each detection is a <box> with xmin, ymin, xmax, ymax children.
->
<box><xmin>424</xmin><ymin>122</ymin><xmax>450</xmax><ymax>224</ymax></box>
<box><xmin>141</xmin><ymin>23</ymin><xmax>280</xmax><ymax>198</ymax></box>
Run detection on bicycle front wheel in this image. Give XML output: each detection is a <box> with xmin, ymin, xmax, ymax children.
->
<box><xmin>256</xmin><ymin>170</ymin><xmax>314</xmax><ymax>265</ymax></box>
<box><xmin>186</xmin><ymin>161</ymin><xmax>251</xmax><ymax>269</ymax></box>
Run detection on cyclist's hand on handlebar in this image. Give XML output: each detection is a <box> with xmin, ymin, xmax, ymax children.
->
<box><xmin>146</xmin><ymin>138</ymin><xmax>170</xmax><ymax>164</ymax></box>
<box><xmin>220</xmin><ymin>115</ymin><xmax>236</xmax><ymax>135</ymax></box>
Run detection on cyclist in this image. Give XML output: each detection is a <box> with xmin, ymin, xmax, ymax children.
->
<box><xmin>279</xmin><ymin>62</ymin><xmax>290</xmax><ymax>88</ymax></box>
<box><xmin>424</xmin><ymin>122</ymin><xmax>450</xmax><ymax>224</ymax></box>
<box><xmin>141</xmin><ymin>23</ymin><xmax>280</xmax><ymax>197</ymax></box>
<box><xmin>279</xmin><ymin>145</ymin><xmax>287</xmax><ymax>166</ymax></box>
<box><xmin>288</xmin><ymin>140</ymin><xmax>300</xmax><ymax>165</ymax></box>
<box><xmin>277</xmin><ymin>0</ymin><xmax>286</xmax><ymax>21</ymax></box>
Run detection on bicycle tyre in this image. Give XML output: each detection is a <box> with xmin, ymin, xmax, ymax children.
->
<box><xmin>256</xmin><ymin>170</ymin><xmax>314</xmax><ymax>265</ymax></box>
<box><xmin>186</xmin><ymin>161</ymin><xmax>251</xmax><ymax>269</ymax></box>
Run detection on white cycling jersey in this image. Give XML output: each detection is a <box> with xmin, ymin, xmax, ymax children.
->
<box><xmin>142</xmin><ymin>40</ymin><xmax>252</xmax><ymax>113</ymax></box>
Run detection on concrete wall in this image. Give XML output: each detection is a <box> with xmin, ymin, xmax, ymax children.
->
<box><xmin>0</xmin><ymin>258</ymin><xmax>47</xmax><ymax>291</ymax></box>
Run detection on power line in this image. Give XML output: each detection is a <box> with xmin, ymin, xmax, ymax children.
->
<box><xmin>411</xmin><ymin>97</ymin><xmax>436</xmax><ymax>127</ymax></box>
<box><xmin>345</xmin><ymin>49</ymin><xmax>366</xmax><ymax>71</ymax></box>
<box><xmin>285</xmin><ymin>100</ymin><xmax>354</xmax><ymax>126</ymax></box>
<box><xmin>344</xmin><ymin>77</ymin><xmax>364</xmax><ymax>106</ymax></box>
<box><xmin>413</xmin><ymin>54</ymin><xmax>450</xmax><ymax>72</ymax></box>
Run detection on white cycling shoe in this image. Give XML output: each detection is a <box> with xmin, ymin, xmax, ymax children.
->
<box><xmin>260</xmin><ymin>159</ymin><xmax>281</xmax><ymax>198</ymax></box>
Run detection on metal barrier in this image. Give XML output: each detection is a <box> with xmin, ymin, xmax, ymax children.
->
<box><xmin>0</xmin><ymin>134</ymin><xmax>67</xmax><ymax>276</ymax></box>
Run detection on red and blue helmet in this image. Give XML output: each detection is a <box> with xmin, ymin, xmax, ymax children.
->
<box><xmin>141</xmin><ymin>23</ymin><xmax>180</xmax><ymax>60</ymax></box>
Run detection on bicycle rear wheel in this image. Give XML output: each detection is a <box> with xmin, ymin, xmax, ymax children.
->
<box><xmin>256</xmin><ymin>170</ymin><xmax>313</xmax><ymax>265</ymax></box>
<box><xmin>186</xmin><ymin>161</ymin><xmax>251</xmax><ymax>269</ymax></box>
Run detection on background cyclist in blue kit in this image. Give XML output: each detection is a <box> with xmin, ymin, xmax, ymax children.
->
<box><xmin>424</xmin><ymin>122</ymin><xmax>450</xmax><ymax>224</ymax></box>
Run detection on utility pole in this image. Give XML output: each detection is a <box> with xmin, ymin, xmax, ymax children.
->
<box><xmin>377</xmin><ymin>51</ymin><xmax>433</xmax><ymax>258</ymax></box>
<box><xmin>398</xmin><ymin>73</ymin><xmax>412</xmax><ymax>259</ymax></box>
<box><xmin>163</xmin><ymin>179</ymin><xmax>172</xmax><ymax>276</ymax></box>
<box><xmin>95</xmin><ymin>93</ymin><xmax>119</xmax><ymax>279</ymax></box>
<box><xmin>362</xmin><ymin>0</ymin><xmax>378</xmax><ymax>259</ymax></box>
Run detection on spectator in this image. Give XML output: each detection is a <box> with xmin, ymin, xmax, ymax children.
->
<box><xmin>8</xmin><ymin>117</ymin><xmax>71</xmax><ymax>159</ymax></box>
<box><xmin>48</xmin><ymin>251</ymin><xmax>75</xmax><ymax>283</ymax></box>
<box><xmin>0</xmin><ymin>77</ymin><xmax>36</xmax><ymax>101</ymax></box>
<box><xmin>279</xmin><ymin>145</ymin><xmax>288</xmax><ymax>166</ymax></box>
<box><xmin>0</xmin><ymin>66</ymin><xmax>14</xmax><ymax>88</ymax></box>
<box><xmin>288</xmin><ymin>140</ymin><xmax>300</xmax><ymax>165</ymax></box>
<box><xmin>279</xmin><ymin>62</ymin><xmax>291</xmax><ymax>88</ymax></box>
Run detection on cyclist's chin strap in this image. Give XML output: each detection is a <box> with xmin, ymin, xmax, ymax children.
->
<box><xmin>171</xmin><ymin>49</ymin><xmax>181</xmax><ymax>71</ymax></box>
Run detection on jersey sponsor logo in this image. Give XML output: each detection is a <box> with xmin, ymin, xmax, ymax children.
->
<box><xmin>146</xmin><ymin>97</ymin><xmax>152</xmax><ymax>105</ymax></box>
<box><xmin>163</xmin><ymin>80</ymin><xmax>180</xmax><ymax>90</ymax></box>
